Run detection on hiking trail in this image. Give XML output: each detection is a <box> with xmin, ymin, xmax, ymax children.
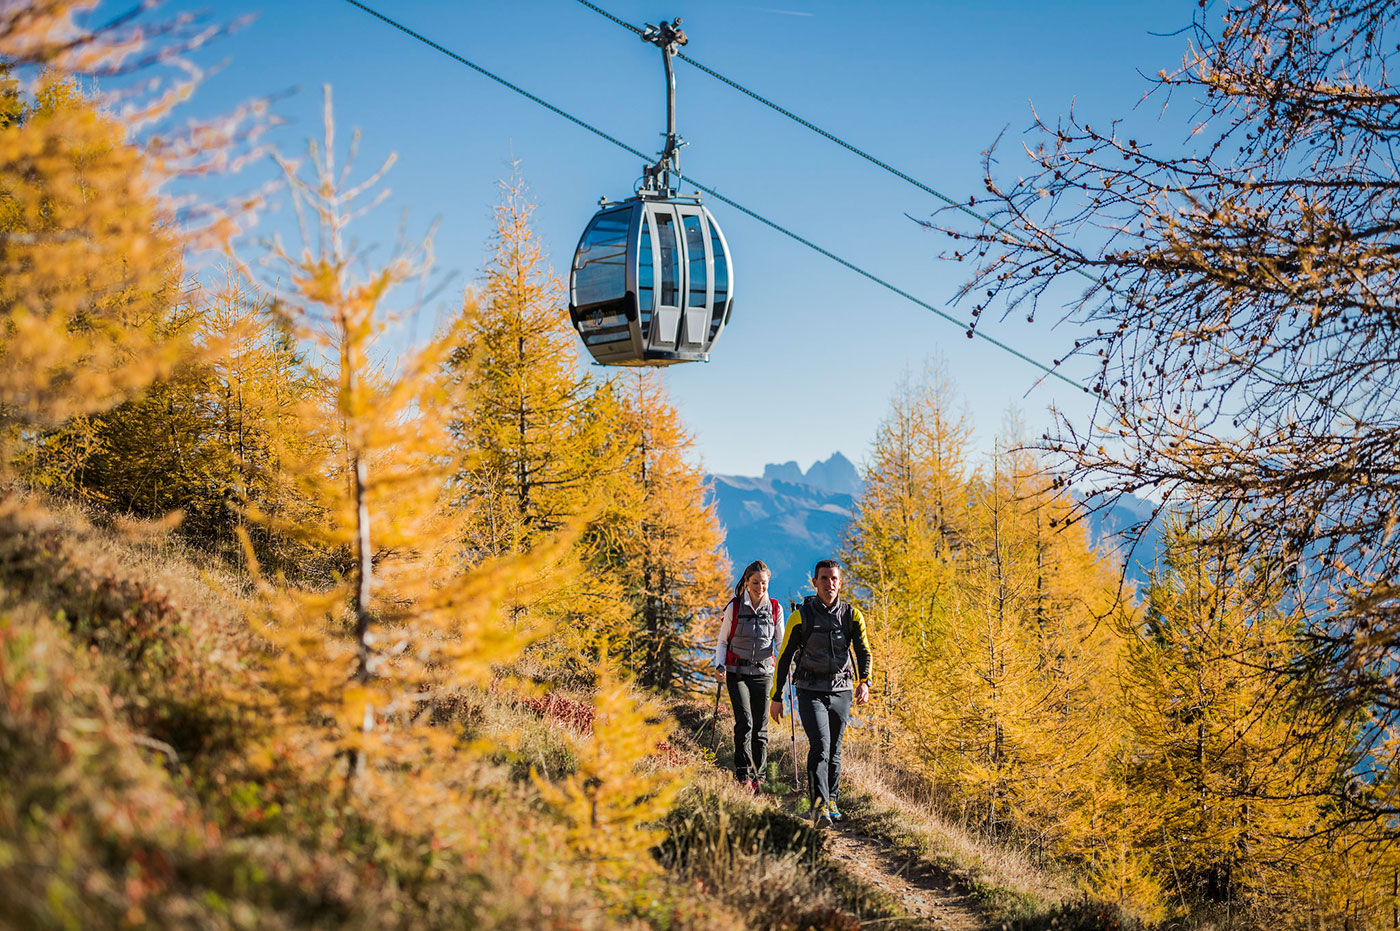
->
<box><xmin>823</xmin><ymin>822</ymin><xmax>989</xmax><ymax>931</ymax></box>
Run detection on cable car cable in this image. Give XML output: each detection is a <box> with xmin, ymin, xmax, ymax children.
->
<box><xmin>336</xmin><ymin>0</ymin><xmax>1091</xmax><ymax>393</ymax></box>
<box><xmin>572</xmin><ymin>0</ymin><xmax>1072</xmax><ymax>273</ymax></box>
<box><xmin>571</xmin><ymin>0</ymin><xmax>1374</xmax><ymax>426</ymax></box>
<box><xmin>685</xmin><ymin>177</ymin><xmax>1083</xmax><ymax>392</ymax></box>
<box><xmin>341</xmin><ymin>0</ymin><xmax>652</xmax><ymax>167</ymax></box>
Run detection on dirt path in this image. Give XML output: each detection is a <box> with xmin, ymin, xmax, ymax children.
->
<box><xmin>824</xmin><ymin>825</ymin><xmax>989</xmax><ymax>931</ymax></box>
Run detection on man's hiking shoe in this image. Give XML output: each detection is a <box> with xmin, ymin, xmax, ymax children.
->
<box><xmin>828</xmin><ymin>803</ymin><xmax>842</xmax><ymax>822</ymax></box>
<box><xmin>811</xmin><ymin>802</ymin><xmax>834</xmax><ymax>829</ymax></box>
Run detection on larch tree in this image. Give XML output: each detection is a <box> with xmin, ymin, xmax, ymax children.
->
<box><xmin>20</xmin><ymin>279</ymin><xmax>205</xmax><ymax>510</ymax></box>
<box><xmin>0</xmin><ymin>1</ymin><xmax>265</xmax><ymax>469</ymax></box>
<box><xmin>1121</xmin><ymin>511</ymin><xmax>1361</xmax><ymax>919</ymax></box>
<box><xmin>608</xmin><ymin>371</ymin><xmax>728</xmax><ymax>692</ymax></box>
<box><xmin>845</xmin><ymin>377</ymin><xmax>1130</xmax><ymax>853</ymax></box>
<box><xmin>446</xmin><ymin>171</ymin><xmax>629</xmax><ymax>648</ymax></box>
<box><xmin>932</xmin><ymin>0</ymin><xmax>1400</xmax><ymax>828</ymax></box>
<box><xmin>0</xmin><ymin>66</ymin><xmax>185</xmax><ymax>462</ymax></box>
<box><xmin>235</xmin><ymin>96</ymin><xmax>688</xmax><ymax>887</ymax></box>
<box><xmin>843</xmin><ymin>365</ymin><xmax>973</xmax><ymax>755</ymax></box>
<box><xmin>926</xmin><ymin>442</ymin><xmax>1065</xmax><ymax>837</ymax></box>
<box><xmin>246</xmin><ymin>90</ymin><xmax>564</xmax><ymax>790</ymax></box>
<box><xmin>193</xmin><ymin>275</ymin><xmax>326</xmax><ymax>574</ymax></box>
<box><xmin>533</xmin><ymin>657</ymin><xmax>684</xmax><ymax>883</ymax></box>
<box><xmin>19</xmin><ymin>273</ymin><xmax>327</xmax><ymax>575</ymax></box>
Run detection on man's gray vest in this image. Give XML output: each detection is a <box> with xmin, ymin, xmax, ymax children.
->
<box><xmin>725</xmin><ymin>596</ymin><xmax>780</xmax><ymax>674</ymax></box>
<box><xmin>795</xmin><ymin>596</ymin><xmax>856</xmax><ymax>691</ymax></box>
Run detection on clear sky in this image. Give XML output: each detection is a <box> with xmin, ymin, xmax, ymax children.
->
<box><xmin>153</xmin><ymin>0</ymin><xmax>1188</xmax><ymax>477</ymax></box>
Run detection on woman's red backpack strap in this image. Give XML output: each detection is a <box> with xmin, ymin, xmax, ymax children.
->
<box><xmin>722</xmin><ymin>598</ymin><xmax>738</xmax><ymax>667</ymax></box>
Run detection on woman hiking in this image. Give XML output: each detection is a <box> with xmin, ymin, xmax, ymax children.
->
<box><xmin>769</xmin><ymin>559</ymin><xmax>872</xmax><ymax>827</ymax></box>
<box><xmin>712</xmin><ymin>560</ymin><xmax>784</xmax><ymax>792</ymax></box>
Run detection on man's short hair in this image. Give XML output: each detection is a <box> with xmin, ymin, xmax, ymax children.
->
<box><xmin>813</xmin><ymin>559</ymin><xmax>840</xmax><ymax>579</ymax></box>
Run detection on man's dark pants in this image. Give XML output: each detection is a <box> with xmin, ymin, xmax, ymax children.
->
<box><xmin>725</xmin><ymin>671</ymin><xmax>772</xmax><ymax>782</ymax></box>
<box><xmin>796</xmin><ymin>687</ymin><xmax>852</xmax><ymax>809</ymax></box>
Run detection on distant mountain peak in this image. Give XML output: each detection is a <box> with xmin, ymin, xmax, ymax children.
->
<box><xmin>706</xmin><ymin>472</ymin><xmax>856</xmax><ymax>601</ymax></box>
<box><xmin>760</xmin><ymin>452</ymin><xmax>862</xmax><ymax>497</ymax></box>
<box><xmin>762</xmin><ymin>460</ymin><xmax>805</xmax><ymax>484</ymax></box>
<box><xmin>804</xmin><ymin>452</ymin><xmax>861</xmax><ymax>496</ymax></box>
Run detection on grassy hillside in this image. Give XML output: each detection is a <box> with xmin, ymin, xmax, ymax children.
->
<box><xmin>0</xmin><ymin>491</ymin><xmax>1129</xmax><ymax>930</ymax></box>
<box><xmin>0</xmin><ymin>495</ymin><xmax>631</xmax><ymax>928</ymax></box>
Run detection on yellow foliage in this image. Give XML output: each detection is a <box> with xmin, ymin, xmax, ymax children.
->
<box><xmin>1083</xmin><ymin>839</ymin><xmax>1170</xmax><ymax>924</ymax></box>
<box><xmin>1120</xmin><ymin>510</ymin><xmax>1360</xmax><ymax>917</ymax></box>
<box><xmin>0</xmin><ymin>2</ymin><xmax>269</xmax><ymax>476</ymax></box>
<box><xmin>0</xmin><ymin>68</ymin><xmax>186</xmax><ymax>444</ymax></box>
<box><xmin>444</xmin><ymin>177</ymin><xmax>726</xmax><ymax>685</ymax></box>
<box><xmin>843</xmin><ymin>366</ymin><xmax>972</xmax><ymax>752</ymax></box>
<box><xmin>242</xmin><ymin>90</ymin><xmax>577</xmax><ymax>785</ymax></box>
<box><xmin>444</xmin><ymin>172</ymin><xmax>624</xmax><ymax>666</ymax></box>
<box><xmin>533</xmin><ymin>658</ymin><xmax>683</xmax><ymax>882</ymax></box>
<box><xmin>606</xmin><ymin>371</ymin><xmax>729</xmax><ymax>690</ymax></box>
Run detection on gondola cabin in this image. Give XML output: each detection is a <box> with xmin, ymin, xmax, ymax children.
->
<box><xmin>569</xmin><ymin>195</ymin><xmax>733</xmax><ymax>365</ymax></box>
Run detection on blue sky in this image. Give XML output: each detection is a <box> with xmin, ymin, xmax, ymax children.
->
<box><xmin>155</xmin><ymin>0</ymin><xmax>1186</xmax><ymax>476</ymax></box>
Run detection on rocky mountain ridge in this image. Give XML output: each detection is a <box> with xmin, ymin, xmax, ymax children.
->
<box><xmin>708</xmin><ymin>452</ymin><xmax>1161</xmax><ymax>601</ymax></box>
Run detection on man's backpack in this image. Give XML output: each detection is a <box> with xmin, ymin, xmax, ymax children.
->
<box><xmin>794</xmin><ymin>598</ymin><xmax>855</xmax><ymax>685</ymax></box>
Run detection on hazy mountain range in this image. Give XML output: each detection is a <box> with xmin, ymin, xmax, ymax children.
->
<box><xmin>707</xmin><ymin>453</ymin><xmax>860</xmax><ymax>602</ymax></box>
<box><xmin>706</xmin><ymin>452</ymin><xmax>1161</xmax><ymax>602</ymax></box>
<box><xmin>1073</xmin><ymin>490</ymin><xmax>1162</xmax><ymax>593</ymax></box>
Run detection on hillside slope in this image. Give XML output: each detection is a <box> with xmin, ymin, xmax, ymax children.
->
<box><xmin>1</xmin><ymin>492</ymin><xmax>1106</xmax><ymax>931</ymax></box>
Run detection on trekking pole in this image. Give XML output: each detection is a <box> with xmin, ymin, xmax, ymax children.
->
<box><xmin>789</xmin><ymin>678</ymin><xmax>800</xmax><ymax>794</ymax></box>
<box><xmin>788</xmin><ymin>597</ymin><xmax>801</xmax><ymax>794</ymax></box>
<box><xmin>708</xmin><ymin>679</ymin><xmax>722</xmax><ymax>754</ymax></box>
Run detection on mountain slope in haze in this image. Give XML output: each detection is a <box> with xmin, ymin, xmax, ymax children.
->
<box><xmin>1075</xmin><ymin>490</ymin><xmax>1163</xmax><ymax>592</ymax></box>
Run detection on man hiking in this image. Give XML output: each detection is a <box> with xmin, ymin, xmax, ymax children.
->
<box><xmin>769</xmin><ymin>559</ymin><xmax>872</xmax><ymax>827</ymax></box>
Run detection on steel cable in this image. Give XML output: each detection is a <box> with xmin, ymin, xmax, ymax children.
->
<box><xmin>338</xmin><ymin>0</ymin><xmax>1087</xmax><ymax>392</ymax></box>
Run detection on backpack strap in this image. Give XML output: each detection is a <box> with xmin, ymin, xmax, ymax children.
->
<box><xmin>794</xmin><ymin>599</ymin><xmax>812</xmax><ymax>665</ymax></box>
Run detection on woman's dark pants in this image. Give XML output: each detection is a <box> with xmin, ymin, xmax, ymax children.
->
<box><xmin>725</xmin><ymin>671</ymin><xmax>773</xmax><ymax>783</ymax></box>
<box><xmin>796</xmin><ymin>687</ymin><xmax>853</xmax><ymax>809</ymax></box>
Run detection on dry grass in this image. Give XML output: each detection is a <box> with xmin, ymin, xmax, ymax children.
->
<box><xmin>0</xmin><ymin>491</ymin><xmax>706</xmax><ymax>929</ymax></box>
<box><xmin>675</xmin><ymin>687</ymin><xmax>1078</xmax><ymax>927</ymax></box>
<box><xmin>0</xmin><ymin>490</ymin><xmax>1145</xmax><ymax>930</ymax></box>
<box><xmin>841</xmin><ymin>742</ymin><xmax>1074</xmax><ymax>907</ymax></box>
<box><xmin>657</xmin><ymin>693</ymin><xmax>946</xmax><ymax>931</ymax></box>
<box><xmin>838</xmin><ymin>738</ymin><xmax>1146</xmax><ymax>930</ymax></box>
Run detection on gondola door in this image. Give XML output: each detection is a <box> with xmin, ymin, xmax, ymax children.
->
<box><xmin>645</xmin><ymin>205</ymin><xmax>684</xmax><ymax>351</ymax></box>
<box><xmin>676</xmin><ymin>206</ymin><xmax>713</xmax><ymax>353</ymax></box>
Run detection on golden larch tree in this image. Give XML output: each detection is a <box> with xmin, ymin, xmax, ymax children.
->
<box><xmin>609</xmin><ymin>370</ymin><xmax>729</xmax><ymax>691</ymax></box>
<box><xmin>445</xmin><ymin>171</ymin><xmax>630</xmax><ymax>653</ymax></box>
<box><xmin>245</xmin><ymin>90</ymin><xmax>565</xmax><ymax>790</ymax></box>
<box><xmin>1121</xmin><ymin>511</ymin><xmax>1366</xmax><ymax>921</ymax></box>
<box><xmin>0</xmin><ymin>67</ymin><xmax>186</xmax><ymax>460</ymax></box>
<box><xmin>843</xmin><ymin>365</ymin><xmax>972</xmax><ymax>754</ymax></box>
